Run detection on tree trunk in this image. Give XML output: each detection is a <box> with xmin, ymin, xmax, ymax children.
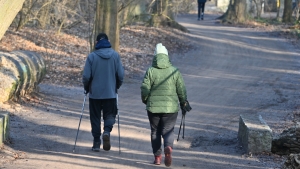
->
<box><xmin>16</xmin><ymin>0</ymin><xmax>40</xmax><ymax>31</ymax></box>
<box><xmin>39</xmin><ymin>1</ymin><xmax>52</xmax><ymax>29</ymax></box>
<box><xmin>149</xmin><ymin>0</ymin><xmax>188</xmax><ymax>32</ymax></box>
<box><xmin>119</xmin><ymin>1</ymin><xmax>132</xmax><ymax>27</ymax></box>
<box><xmin>219</xmin><ymin>0</ymin><xmax>248</xmax><ymax>23</ymax></box>
<box><xmin>0</xmin><ymin>0</ymin><xmax>26</xmax><ymax>40</ymax></box>
<box><xmin>253</xmin><ymin>0</ymin><xmax>263</xmax><ymax>18</ymax></box>
<box><xmin>150</xmin><ymin>0</ymin><xmax>171</xmax><ymax>27</ymax></box>
<box><xmin>282</xmin><ymin>0</ymin><xmax>293</xmax><ymax>22</ymax></box>
<box><xmin>296</xmin><ymin>0</ymin><xmax>300</xmax><ymax>20</ymax></box>
<box><xmin>92</xmin><ymin>0</ymin><xmax>119</xmax><ymax>52</ymax></box>
<box><xmin>118</xmin><ymin>0</ymin><xmax>142</xmax><ymax>27</ymax></box>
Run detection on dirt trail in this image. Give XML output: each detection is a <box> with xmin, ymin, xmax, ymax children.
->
<box><xmin>1</xmin><ymin>13</ymin><xmax>300</xmax><ymax>169</ymax></box>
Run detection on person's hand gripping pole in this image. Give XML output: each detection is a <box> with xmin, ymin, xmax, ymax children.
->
<box><xmin>177</xmin><ymin>100</ymin><xmax>192</xmax><ymax>142</ymax></box>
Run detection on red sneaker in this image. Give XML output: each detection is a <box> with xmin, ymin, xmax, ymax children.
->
<box><xmin>154</xmin><ymin>155</ymin><xmax>162</xmax><ymax>165</ymax></box>
<box><xmin>164</xmin><ymin>146</ymin><xmax>172</xmax><ymax>167</ymax></box>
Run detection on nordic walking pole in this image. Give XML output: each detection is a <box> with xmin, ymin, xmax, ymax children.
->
<box><xmin>177</xmin><ymin>109</ymin><xmax>187</xmax><ymax>141</ymax></box>
<box><xmin>177</xmin><ymin>114</ymin><xmax>184</xmax><ymax>142</ymax></box>
<box><xmin>182</xmin><ymin>114</ymin><xmax>185</xmax><ymax>139</ymax></box>
<box><xmin>73</xmin><ymin>93</ymin><xmax>87</xmax><ymax>153</ymax></box>
<box><xmin>117</xmin><ymin>93</ymin><xmax>121</xmax><ymax>154</ymax></box>
<box><xmin>177</xmin><ymin>101</ymin><xmax>191</xmax><ymax>141</ymax></box>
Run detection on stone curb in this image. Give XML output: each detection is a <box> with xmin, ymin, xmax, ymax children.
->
<box><xmin>0</xmin><ymin>50</ymin><xmax>46</xmax><ymax>102</ymax></box>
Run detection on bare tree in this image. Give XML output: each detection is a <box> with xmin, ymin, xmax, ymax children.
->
<box><xmin>282</xmin><ymin>0</ymin><xmax>293</xmax><ymax>22</ymax></box>
<box><xmin>92</xmin><ymin>0</ymin><xmax>119</xmax><ymax>51</ymax></box>
<box><xmin>118</xmin><ymin>0</ymin><xmax>143</xmax><ymax>26</ymax></box>
<box><xmin>149</xmin><ymin>0</ymin><xmax>172</xmax><ymax>27</ymax></box>
<box><xmin>172</xmin><ymin>0</ymin><xmax>195</xmax><ymax>19</ymax></box>
<box><xmin>16</xmin><ymin>0</ymin><xmax>53</xmax><ymax>31</ymax></box>
<box><xmin>148</xmin><ymin>0</ymin><xmax>188</xmax><ymax>32</ymax></box>
<box><xmin>295</xmin><ymin>0</ymin><xmax>300</xmax><ymax>20</ymax></box>
<box><xmin>15</xmin><ymin>0</ymin><xmax>85</xmax><ymax>33</ymax></box>
<box><xmin>39</xmin><ymin>0</ymin><xmax>52</xmax><ymax>29</ymax></box>
<box><xmin>219</xmin><ymin>0</ymin><xmax>248</xmax><ymax>23</ymax></box>
<box><xmin>252</xmin><ymin>0</ymin><xmax>264</xmax><ymax>18</ymax></box>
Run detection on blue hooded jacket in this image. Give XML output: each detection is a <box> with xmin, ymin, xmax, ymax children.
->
<box><xmin>82</xmin><ymin>39</ymin><xmax>124</xmax><ymax>99</ymax></box>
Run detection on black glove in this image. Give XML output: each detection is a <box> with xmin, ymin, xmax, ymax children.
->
<box><xmin>84</xmin><ymin>85</ymin><xmax>89</xmax><ymax>94</ymax></box>
<box><xmin>142</xmin><ymin>99</ymin><xmax>147</xmax><ymax>105</ymax></box>
<box><xmin>180</xmin><ymin>100</ymin><xmax>192</xmax><ymax>115</ymax></box>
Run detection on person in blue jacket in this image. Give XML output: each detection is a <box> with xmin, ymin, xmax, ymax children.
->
<box><xmin>82</xmin><ymin>33</ymin><xmax>124</xmax><ymax>152</ymax></box>
<box><xmin>198</xmin><ymin>0</ymin><xmax>207</xmax><ymax>20</ymax></box>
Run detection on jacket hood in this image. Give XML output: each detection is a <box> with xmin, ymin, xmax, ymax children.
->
<box><xmin>152</xmin><ymin>53</ymin><xmax>172</xmax><ymax>69</ymax></box>
<box><xmin>94</xmin><ymin>48</ymin><xmax>114</xmax><ymax>59</ymax></box>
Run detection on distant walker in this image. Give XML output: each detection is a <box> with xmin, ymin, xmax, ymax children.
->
<box><xmin>198</xmin><ymin>0</ymin><xmax>208</xmax><ymax>20</ymax></box>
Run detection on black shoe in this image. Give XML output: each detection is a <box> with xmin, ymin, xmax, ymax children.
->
<box><xmin>102</xmin><ymin>132</ymin><xmax>111</xmax><ymax>151</ymax></box>
<box><xmin>92</xmin><ymin>141</ymin><xmax>100</xmax><ymax>152</ymax></box>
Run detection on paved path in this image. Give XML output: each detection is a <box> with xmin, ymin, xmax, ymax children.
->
<box><xmin>2</xmin><ymin>13</ymin><xmax>300</xmax><ymax>169</ymax></box>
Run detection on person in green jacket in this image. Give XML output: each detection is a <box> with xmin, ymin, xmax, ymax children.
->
<box><xmin>141</xmin><ymin>43</ymin><xmax>191</xmax><ymax>167</ymax></box>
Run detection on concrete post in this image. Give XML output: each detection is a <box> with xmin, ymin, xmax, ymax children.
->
<box><xmin>0</xmin><ymin>117</ymin><xmax>3</xmax><ymax>145</ymax></box>
<box><xmin>238</xmin><ymin>114</ymin><xmax>273</xmax><ymax>153</ymax></box>
<box><xmin>0</xmin><ymin>111</ymin><xmax>10</xmax><ymax>141</ymax></box>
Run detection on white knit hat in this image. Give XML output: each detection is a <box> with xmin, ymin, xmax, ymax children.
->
<box><xmin>154</xmin><ymin>43</ymin><xmax>168</xmax><ymax>56</ymax></box>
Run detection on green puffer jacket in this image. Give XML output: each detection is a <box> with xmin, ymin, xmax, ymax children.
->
<box><xmin>141</xmin><ymin>53</ymin><xmax>187</xmax><ymax>113</ymax></box>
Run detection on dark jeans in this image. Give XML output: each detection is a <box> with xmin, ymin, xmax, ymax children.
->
<box><xmin>147</xmin><ymin>111</ymin><xmax>178</xmax><ymax>156</ymax></box>
<box><xmin>89</xmin><ymin>98</ymin><xmax>117</xmax><ymax>142</ymax></box>
<box><xmin>198</xmin><ymin>2</ymin><xmax>206</xmax><ymax>18</ymax></box>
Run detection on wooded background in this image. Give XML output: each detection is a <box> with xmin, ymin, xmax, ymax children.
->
<box><xmin>0</xmin><ymin>0</ymin><xmax>299</xmax><ymax>51</ymax></box>
<box><xmin>0</xmin><ymin>0</ymin><xmax>195</xmax><ymax>51</ymax></box>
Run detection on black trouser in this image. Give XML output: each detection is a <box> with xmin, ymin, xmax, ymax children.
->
<box><xmin>89</xmin><ymin>98</ymin><xmax>117</xmax><ymax>142</ymax></box>
<box><xmin>198</xmin><ymin>2</ymin><xmax>206</xmax><ymax>18</ymax></box>
<box><xmin>147</xmin><ymin>111</ymin><xmax>178</xmax><ymax>156</ymax></box>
